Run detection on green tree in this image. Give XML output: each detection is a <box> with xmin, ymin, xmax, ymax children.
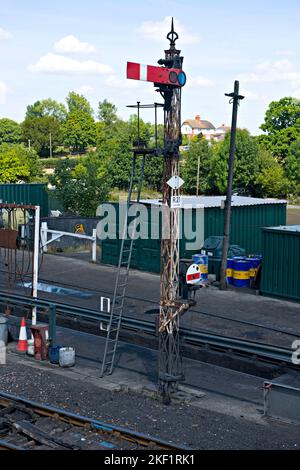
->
<box><xmin>98</xmin><ymin>99</ymin><xmax>118</xmax><ymax>125</ymax></box>
<box><xmin>97</xmin><ymin>119</ymin><xmax>132</xmax><ymax>189</ymax></box>
<box><xmin>285</xmin><ymin>138</ymin><xmax>300</xmax><ymax>195</ymax></box>
<box><xmin>66</xmin><ymin>92</ymin><xmax>94</xmax><ymax>116</ymax></box>
<box><xmin>25</xmin><ymin>98</ymin><xmax>67</xmax><ymax>122</ymax></box>
<box><xmin>255</xmin><ymin>147</ymin><xmax>289</xmax><ymax>198</ymax></box>
<box><xmin>22</xmin><ymin>115</ymin><xmax>63</xmax><ymax>157</ymax></box>
<box><xmin>260</xmin><ymin>97</ymin><xmax>300</xmax><ymax>159</ymax></box>
<box><xmin>181</xmin><ymin>136</ymin><xmax>214</xmax><ymax>194</ymax></box>
<box><xmin>63</xmin><ymin>111</ymin><xmax>96</xmax><ymax>152</ymax></box>
<box><xmin>50</xmin><ymin>153</ymin><xmax>109</xmax><ymax>216</ymax></box>
<box><xmin>208</xmin><ymin>129</ymin><xmax>260</xmax><ymax>195</ymax></box>
<box><xmin>0</xmin><ymin>143</ymin><xmax>41</xmax><ymax>183</ymax></box>
<box><xmin>0</xmin><ymin>118</ymin><xmax>22</xmax><ymax>145</ymax></box>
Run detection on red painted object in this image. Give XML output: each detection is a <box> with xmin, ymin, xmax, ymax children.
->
<box><xmin>17</xmin><ymin>317</ymin><xmax>27</xmax><ymax>352</ymax></box>
<box><xmin>30</xmin><ymin>325</ymin><xmax>48</xmax><ymax>361</ymax></box>
<box><xmin>127</xmin><ymin>62</ymin><xmax>185</xmax><ymax>87</ymax></box>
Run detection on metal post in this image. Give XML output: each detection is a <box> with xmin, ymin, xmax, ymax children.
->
<box><xmin>158</xmin><ymin>19</ymin><xmax>184</xmax><ymax>403</ymax></box>
<box><xmin>31</xmin><ymin>206</ymin><xmax>40</xmax><ymax>325</ymax></box>
<box><xmin>48</xmin><ymin>304</ymin><xmax>56</xmax><ymax>346</ymax></box>
<box><xmin>92</xmin><ymin>228</ymin><xmax>97</xmax><ymax>263</ymax></box>
<box><xmin>137</xmin><ymin>101</ymin><xmax>140</xmax><ymax>146</ymax></box>
<box><xmin>41</xmin><ymin>222</ymin><xmax>48</xmax><ymax>253</ymax></box>
<box><xmin>49</xmin><ymin>132</ymin><xmax>52</xmax><ymax>158</ymax></box>
<box><xmin>196</xmin><ymin>154</ymin><xmax>200</xmax><ymax>197</ymax></box>
<box><xmin>219</xmin><ymin>81</ymin><xmax>244</xmax><ymax>290</ymax></box>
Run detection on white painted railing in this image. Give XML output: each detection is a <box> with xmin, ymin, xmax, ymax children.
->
<box><xmin>41</xmin><ymin>222</ymin><xmax>97</xmax><ymax>263</ymax></box>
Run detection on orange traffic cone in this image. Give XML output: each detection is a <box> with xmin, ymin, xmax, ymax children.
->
<box><xmin>17</xmin><ymin>317</ymin><xmax>28</xmax><ymax>352</ymax></box>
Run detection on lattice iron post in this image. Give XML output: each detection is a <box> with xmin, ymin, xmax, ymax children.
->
<box><xmin>157</xmin><ymin>19</ymin><xmax>185</xmax><ymax>403</ymax></box>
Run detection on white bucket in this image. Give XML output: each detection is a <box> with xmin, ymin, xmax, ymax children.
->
<box><xmin>59</xmin><ymin>347</ymin><xmax>75</xmax><ymax>367</ymax></box>
<box><xmin>27</xmin><ymin>339</ymin><xmax>34</xmax><ymax>356</ymax></box>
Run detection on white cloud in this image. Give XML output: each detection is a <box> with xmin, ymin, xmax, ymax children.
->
<box><xmin>76</xmin><ymin>85</ymin><xmax>94</xmax><ymax>95</ymax></box>
<box><xmin>238</xmin><ymin>60</ymin><xmax>300</xmax><ymax>88</ymax></box>
<box><xmin>240</xmin><ymin>88</ymin><xmax>258</xmax><ymax>101</ymax></box>
<box><xmin>54</xmin><ymin>35</ymin><xmax>96</xmax><ymax>54</ymax></box>
<box><xmin>28</xmin><ymin>53</ymin><xmax>113</xmax><ymax>75</ymax></box>
<box><xmin>188</xmin><ymin>76</ymin><xmax>215</xmax><ymax>87</ymax></box>
<box><xmin>275</xmin><ymin>49</ymin><xmax>294</xmax><ymax>57</ymax></box>
<box><xmin>0</xmin><ymin>27</ymin><xmax>13</xmax><ymax>42</ymax></box>
<box><xmin>0</xmin><ymin>81</ymin><xmax>8</xmax><ymax>104</ymax></box>
<box><xmin>137</xmin><ymin>16</ymin><xmax>200</xmax><ymax>45</ymax></box>
<box><xmin>104</xmin><ymin>74</ymin><xmax>140</xmax><ymax>89</ymax></box>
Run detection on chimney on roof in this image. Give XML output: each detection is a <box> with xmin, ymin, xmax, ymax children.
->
<box><xmin>195</xmin><ymin>115</ymin><xmax>201</xmax><ymax>122</ymax></box>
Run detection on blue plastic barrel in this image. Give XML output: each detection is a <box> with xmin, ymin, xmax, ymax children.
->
<box><xmin>233</xmin><ymin>259</ymin><xmax>251</xmax><ymax>288</ymax></box>
<box><xmin>49</xmin><ymin>345</ymin><xmax>63</xmax><ymax>364</ymax></box>
<box><xmin>226</xmin><ymin>258</ymin><xmax>234</xmax><ymax>285</ymax></box>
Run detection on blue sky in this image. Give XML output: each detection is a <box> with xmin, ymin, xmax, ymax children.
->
<box><xmin>0</xmin><ymin>0</ymin><xmax>300</xmax><ymax>134</ymax></box>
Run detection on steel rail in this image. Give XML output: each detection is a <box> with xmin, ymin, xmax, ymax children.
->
<box><xmin>0</xmin><ymin>391</ymin><xmax>189</xmax><ymax>450</ymax></box>
<box><xmin>5</xmin><ymin>270</ymin><xmax>300</xmax><ymax>338</ymax></box>
<box><xmin>0</xmin><ymin>290</ymin><xmax>296</xmax><ymax>367</ymax></box>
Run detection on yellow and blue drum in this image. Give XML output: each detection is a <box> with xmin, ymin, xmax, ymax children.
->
<box><xmin>248</xmin><ymin>255</ymin><xmax>262</xmax><ymax>281</ymax></box>
<box><xmin>226</xmin><ymin>258</ymin><xmax>234</xmax><ymax>285</ymax></box>
<box><xmin>233</xmin><ymin>258</ymin><xmax>251</xmax><ymax>288</ymax></box>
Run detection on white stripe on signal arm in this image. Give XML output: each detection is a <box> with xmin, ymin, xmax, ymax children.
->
<box><xmin>140</xmin><ymin>64</ymin><xmax>148</xmax><ymax>81</ymax></box>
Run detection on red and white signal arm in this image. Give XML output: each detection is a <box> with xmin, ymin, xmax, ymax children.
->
<box><xmin>127</xmin><ymin>62</ymin><xmax>186</xmax><ymax>87</ymax></box>
<box><xmin>186</xmin><ymin>264</ymin><xmax>201</xmax><ymax>285</ymax></box>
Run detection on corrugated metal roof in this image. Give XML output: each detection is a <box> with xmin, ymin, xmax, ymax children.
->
<box><xmin>264</xmin><ymin>225</ymin><xmax>300</xmax><ymax>233</ymax></box>
<box><xmin>141</xmin><ymin>196</ymin><xmax>287</xmax><ymax>208</ymax></box>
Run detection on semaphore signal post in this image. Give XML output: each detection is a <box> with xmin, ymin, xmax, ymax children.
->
<box><xmin>127</xmin><ymin>18</ymin><xmax>190</xmax><ymax>403</ymax></box>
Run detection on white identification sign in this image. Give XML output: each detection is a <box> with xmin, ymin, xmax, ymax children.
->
<box><xmin>171</xmin><ymin>195</ymin><xmax>182</xmax><ymax>209</ymax></box>
<box><xmin>167</xmin><ymin>176</ymin><xmax>184</xmax><ymax>190</ymax></box>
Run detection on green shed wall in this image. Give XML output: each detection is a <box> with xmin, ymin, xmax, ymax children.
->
<box><xmin>101</xmin><ymin>202</ymin><xmax>287</xmax><ymax>274</ymax></box>
<box><xmin>0</xmin><ymin>183</ymin><xmax>49</xmax><ymax>217</ymax></box>
<box><xmin>261</xmin><ymin>228</ymin><xmax>300</xmax><ymax>301</ymax></box>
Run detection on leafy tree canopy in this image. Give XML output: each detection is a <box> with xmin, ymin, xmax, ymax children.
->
<box><xmin>0</xmin><ymin>143</ymin><xmax>41</xmax><ymax>183</ymax></box>
<box><xmin>209</xmin><ymin>129</ymin><xmax>260</xmax><ymax>195</ymax></box>
<box><xmin>25</xmin><ymin>98</ymin><xmax>67</xmax><ymax>123</ymax></box>
<box><xmin>66</xmin><ymin>92</ymin><xmax>94</xmax><ymax>116</ymax></box>
<box><xmin>63</xmin><ymin>111</ymin><xmax>96</xmax><ymax>153</ymax></box>
<box><xmin>50</xmin><ymin>154</ymin><xmax>109</xmax><ymax>216</ymax></box>
<box><xmin>260</xmin><ymin>97</ymin><xmax>300</xmax><ymax>159</ymax></box>
<box><xmin>98</xmin><ymin>99</ymin><xmax>118</xmax><ymax>125</ymax></box>
<box><xmin>255</xmin><ymin>146</ymin><xmax>289</xmax><ymax>198</ymax></box>
<box><xmin>0</xmin><ymin>118</ymin><xmax>22</xmax><ymax>145</ymax></box>
<box><xmin>22</xmin><ymin>115</ymin><xmax>63</xmax><ymax>157</ymax></box>
<box><xmin>181</xmin><ymin>136</ymin><xmax>214</xmax><ymax>194</ymax></box>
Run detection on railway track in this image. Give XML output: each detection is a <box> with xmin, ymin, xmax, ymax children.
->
<box><xmin>0</xmin><ymin>391</ymin><xmax>188</xmax><ymax>451</ymax></box>
<box><xmin>0</xmin><ymin>291</ymin><xmax>297</xmax><ymax>368</ymax></box>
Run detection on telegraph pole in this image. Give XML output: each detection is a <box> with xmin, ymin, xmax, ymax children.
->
<box><xmin>196</xmin><ymin>154</ymin><xmax>200</xmax><ymax>196</ymax></box>
<box><xmin>49</xmin><ymin>132</ymin><xmax>53</xmax><ymax>158</ymax></box>
<box><xmin>219</xmin><ymin>81</ymin><xmax>244</xmax><ymax>290</ymax></box>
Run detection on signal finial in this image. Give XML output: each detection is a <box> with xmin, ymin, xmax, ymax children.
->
<box><xmin>167</xmin><ymin>17</ymin><xmax>179</xmax><ymax>49</ymax></box>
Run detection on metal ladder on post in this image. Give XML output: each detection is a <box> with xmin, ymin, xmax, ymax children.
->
<box><xmin>100</xmin><ymin>153</ymin><xmax>146</xmax><ymax>376</ymax></box>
